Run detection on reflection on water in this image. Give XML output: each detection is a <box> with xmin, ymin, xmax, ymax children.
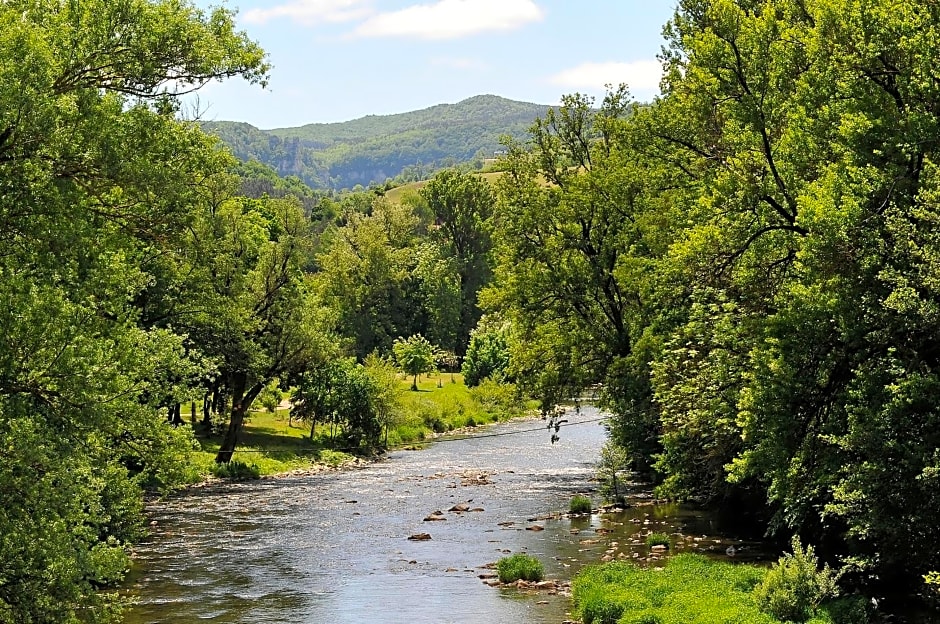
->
<box><xmin>123</xmin><ymin>408</ymin><xmax>766</xmax><ymax>624</ymax></box>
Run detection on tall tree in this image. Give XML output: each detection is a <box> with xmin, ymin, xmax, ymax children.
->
<box><xmin>0</xmin><ymin>0</ymin><xmax>268</xmax><ymax>619</ymax></box>
<box><xmin>421</xmin><ymin>169</ymin><xmax>496</xmax><ymax>351</ymax></box>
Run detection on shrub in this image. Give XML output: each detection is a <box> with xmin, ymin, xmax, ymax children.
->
<box><xmin>646</xmin><ymin>533</ymin><xmax>670</xmax><ymax>548</ymax></box>
<box><xmin>753</xmin><ymin>537</ymin><xmax>840</xmax><ymax>623</ymax></box>
<box><xmin>570</xmin><ymin>495</ymin><xmax>593</xmax><ymax>514</ymax></box>
<box><xmin>583</xmin><ymin>599</ymin><xmax>626</xmax><ymax>624</ymax></box>
<box><xmin>211</xmin><ymin>460</ymin><xmax>260</xmax><ymax>481</ymax></box>
<box><xmin>496</xmin><ymin>553</ymin><xmax>544</xmax><ymax>583</ymax></box>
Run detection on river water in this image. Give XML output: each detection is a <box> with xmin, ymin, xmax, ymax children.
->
<box><xmin>123</xmin><ymin>408</ymin><xmax>762</xmax><ymax>624</ymax></box>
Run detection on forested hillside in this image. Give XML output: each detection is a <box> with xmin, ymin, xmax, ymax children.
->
<box><xmin>202</xmin><ymin>95</ymin><xmax>549</xmax><ymax>190</ymax></box>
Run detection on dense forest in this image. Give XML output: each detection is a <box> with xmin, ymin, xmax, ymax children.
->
<box><xmin>201</xmin><ymin>95</ymin><xmax>550</xmax><ymax>190</ymax></box>
<box><xmin>3</xmin><ymin>0</ymin><xmax>940</xmax><ymax>621</ymax></box>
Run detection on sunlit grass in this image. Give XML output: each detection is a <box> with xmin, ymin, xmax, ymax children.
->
<box><xmin>184</xmin><ymin>374</ymin><xmax>535</xmax><ymax>479</ymax></box>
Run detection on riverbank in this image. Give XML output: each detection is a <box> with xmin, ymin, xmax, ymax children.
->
<box><xmin>185</xmin><ymin>374</ymin><xmax>538</xmax><ymax>483</ymax></box>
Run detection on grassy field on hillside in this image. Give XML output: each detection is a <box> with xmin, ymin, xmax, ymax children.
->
<box><xmin>385</xmin><ymin>172</ymin><xmax>505</xmax><ymax>203</ymax></box>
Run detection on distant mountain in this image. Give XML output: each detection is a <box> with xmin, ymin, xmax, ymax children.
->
<box><xmin>201</xmin><ymin>95</ymin><xmax>551</xmax><ymax>190</ymax></box>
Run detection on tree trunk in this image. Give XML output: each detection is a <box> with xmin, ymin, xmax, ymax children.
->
<box><xmin>216</xmin><ymin>372</ymin><xmax>264</xmax><ymax>463</ymax></box>
<box><xmin>202</xmin><ymin>391</ymin><xmax>212</xmax><ymax>427</ymax></box>
<box><xmin>190</xmin><ymin>401</ymin><xmax>196</xmax><ymax>425</ymax></box>
<box><xmin>169</xmin><ymin>402</ymin><xmax>183</xmax><ymax>426</ymax></box>
<box><xmin>412</xmin><ymin>373</ymin><xmax>418</xmax><ymax>391</ymax></box>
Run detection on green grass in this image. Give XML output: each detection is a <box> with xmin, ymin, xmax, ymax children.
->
<box><xmin>189</xmin><ymin>408</ymin><xmax>358</xmax><ymax>479</ymax></box>
<box><xmin>570</xmin><ymin>495</ymin><xmax>593</xmax><ymax>514</ymax></box>
<box><xmin>185</xmin><ymin>375</ymin><xmax>534</xmax><ymax>480</ymax></box>
<box><xmin>572</xmin><ymin>554</ymin><xmax>865</xmax><ymax>624</ymax></box>
<box><xmin>497</xmin><ymin>553</ymin><xmax>545</xmax><ymax>583</ymax></box>
<box><xmin>646</xmin><ymin>533</ymin><xmax>671</xmax><ymax>549</ymax></box>
<box><xmin>384</xmin><ymin>172</ymin><xmax>506</xmax><ymax>204</ymax></box>
<box><xmin>387</xmin><ymin>373</ymin><xmax>535</xmax><ymax>447</ymax></box>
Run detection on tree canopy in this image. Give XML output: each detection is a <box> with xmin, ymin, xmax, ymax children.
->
<box><xmin>481</xmin><ymin>0</ymin><xmax>940</xmax><ymax>595</ymax></box>
<box><xmin>0</xmin><ymin>0</ymin><xmax>268</xmax><ymax>619</ymax></box>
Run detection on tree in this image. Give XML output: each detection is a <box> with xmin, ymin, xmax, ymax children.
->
<box><xmin>421</xmin><ymin>169</ymin><xmax>496</xmax><ymax>351</ymax></box>
<box><xmin>211</xmin><ymin>197</ymin><xmax>327</xmax><ymax>463</ymax></box>
<box><xmin>393</xmin><ymin>334</ymin><xmax>437</xmax><ymax>390</ymax></box>
<box><xmin>0</xmin><ymin>0</ymin><xmax>268</xmax><ymax>619</ymax></box>
<box><xmin>486</xmin><ymin>87</ymin><xmax>677</xmax><ymax>469</ymax></box>
<box><xmin>314</xmin><ymin>198</ymin><xmax>424</xmax><ymax>358</ymax></box>
<box><xmin>461</xmin><ymin>321</ymin><xmax>511</xmax><ymax>387</ymax></box>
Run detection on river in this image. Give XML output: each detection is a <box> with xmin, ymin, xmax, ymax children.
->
<box><xmin>123</xmin><ymin>407</ymin><xmax>760</xmax><ymax>623</ymax></box>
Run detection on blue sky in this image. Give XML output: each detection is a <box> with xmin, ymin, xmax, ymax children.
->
<box><xmin>191</xmin><ymin>0</ymin><xmax>678</xmax><ymax>129</ymax></box>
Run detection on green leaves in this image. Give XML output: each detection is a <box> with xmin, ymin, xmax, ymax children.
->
<box><xmin>392</xmin><ymin>334</ymin><xmax>437</xmax><ymax>391</ymax></box>
<box><xmin>0</xmin><ymin>0</ymin><xmax>269</xmax><ymax>618</ymax></box>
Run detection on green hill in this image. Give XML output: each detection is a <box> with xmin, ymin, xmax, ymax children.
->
<box><xmin>201</xmin><ymin>95</ymin><xmax>550</xmax><ymax>191</ymax></box>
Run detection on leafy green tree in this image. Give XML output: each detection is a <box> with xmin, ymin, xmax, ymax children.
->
<box><xmin>648</xmin><ymin>0</ymin><xmax>940</xmax><ymax>585</ymax></box>
<box><xmin>393</xmin><ymin>334</ymin><xmax>437</xmax><ymax>390</ymax></box>
<box><xmin>486</xmin><ymin>87</ymin><xmax>677</xmax><ymax>469</ymax></box>
<box><xmin>461</xmin><ymin>321</ymin><xmax>511</xmax><ymax>387</ymax></box>
<box><xmin>0</xmin><ymin>0</ymin><xmax>268</xmax><ymax>619</ymax></box>
<box><xmin>421</xmin><ymin>169</ymin><xmax>496</xmax><ymax>351</ymax></box>
<box><xmin>211</xmin><ymin>197</ymin><xmax>328</xmax><ymax>463</ymax></box>
<box><xmin>292</xmin><ymin>353</ymin><xmax>399</xmax><ymax>450</ymax></box>
<box><xmin>314</xmin><ymin>198</ymin><xmax>424</xmax><ymax>358</ymax></box>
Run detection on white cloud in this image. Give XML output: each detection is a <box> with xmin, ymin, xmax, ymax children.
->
<box><xmin>549</xmin><ymin>60</ymin><xmax>662</xmax><ymax>94</ymax></box>
<box><xmin>242</xmin><ymin>0</ymin><xmax>372</xmax><ymax>26</ymax></box>
<box><xmin>353</xmin><ymin>0</ymin><xmax>543</xmax><ymax>40</ymax></box>
<box><xmin>430</xmin><ymin>56</ymin><xmax>488</xmax><ymax>70</ymax></box>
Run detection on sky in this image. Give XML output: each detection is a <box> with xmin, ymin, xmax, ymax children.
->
<box><xmin>190</xmin><ymin>0</ymin><xmax>679</xmax><ymax>129</ymax></box>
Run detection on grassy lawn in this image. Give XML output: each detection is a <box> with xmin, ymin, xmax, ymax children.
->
<box><xmin>187</xmin><ymin>407</ymin><xmax>358</xmax><ymax>478</ymax></box>
<box><xmin>185</xmin><ymin>373</ymin><xmax>534</xmax><ymax>479</ymax></box>
<box><xmin>389</xmin><ymin>372</ymin><xmax>535</xmax><ymax>446</ymax></box>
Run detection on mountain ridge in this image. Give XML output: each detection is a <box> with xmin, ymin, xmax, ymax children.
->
<box><xmin>201</xmin><ymin>94</ymin><xmax>551</xmax><ymax>190</ymax></box>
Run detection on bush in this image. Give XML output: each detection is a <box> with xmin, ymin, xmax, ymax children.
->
<box><xmin>583</xmin><ymin>599</ymin><xmax>626</xmax><ymax>624</ymax></box>
<box><xmin>211</xmin><ymin>460</ymin><xmax>260</xmax><ymax>481</ymax></box>
<box><xmin>753</xmin><ymin>537</ymin><xmax>840</xmax><ymax>623</ymax></box>
<box><xmin>497</xmin><ymin>553</ymin><xmax>544</xmax><ymax>583</ymax></box>
<box><xmin>570</xmin><ymin>495</ymin><xmax>593</xmax><ymax>514</ymax></box>
<box><xmin>646</xmin><ymin>533</ymin><xmax>670</xmax><ymax>548</ymax></box>
<box><xmin>469</xmin><ymin>378</ymin><xmax>521</xmax><ymax>417</ymax></box>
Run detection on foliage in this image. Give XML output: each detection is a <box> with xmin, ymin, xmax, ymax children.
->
<box><xmin>259</xmin><ymin>380</ymin><xmax>284</xmax><ymax>414</ymax></box>
<box><xmin>645</xmin><ymin>533</ymin><xmax>670</xmax><ymax>549</ymax></box>
<box><xmin>753</xmin><ymin>538</ymin><xmax>841</xmax><ymax>623</ymax></box>
<box><xmin>314</xmin><ymin>198</ymin><xmax>425</xmax><ymax>358</ymax></box>
<box><xmin>480</xmin><ymin>0</ymin><xmax>940</xmax><ymax>595</ymax></box>
<box><xmin>0</xmin><ymin>0</ymin><xmax>268</xmax><ymax>619</ymax></box>
<box><xmin>421</xmin><ymin>168</ymin><xmax>496</xmax><ymax>349</ymax></box>
<box><xmin>211</xmin><ymin>460</ymin><xmax>261</xmax><ymax>481</ymax></box>
<box><xmin>597</xmin><ymin>441</ymin><xmax>631</xmax><ymax>504</ymax></box>
<box><xmin>496</xmin><ymin>553</ymin><xmax>544</xmax><ymax>583</ymax></box>
<box><xmin>461</xmin><ymin>321</ymin><xmax>511</xmax><ymax>386</ymax></box>
<box><xmin>203</xmin><ymin>95</ymin><xmax>550</xmax><ymax>190</ymax></box>
<box><xmin>291</xmin><ymin>355</ymin><xmax>392</xmax><ymax>451</ymax></box>
<box><xmin>393</xmin><ymin>334</ymin><xmax>438</xmax><ymax>391</ymax></box>
<box><xmin>468</xmin><ymin>379</ymin><xmax>524</xmax><ymax>418</ymax></box>
<box><xmin>573</xmin><ymin>555</ymin><xmax>771</xmax><ymax>624</ymax></box>
<box><xmin>570</xmin><ymin>495</ymin><xmax>593</xmax><ymax>515</ymax></box>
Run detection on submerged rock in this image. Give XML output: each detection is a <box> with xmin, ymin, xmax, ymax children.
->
<box><xmin>408</xmin><ymin>533</ymin><xmax>432</xmax><ymax>541</ymax></box>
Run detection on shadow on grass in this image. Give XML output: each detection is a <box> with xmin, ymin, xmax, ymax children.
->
<box><xmin>196</xmin><ymin>427</ymin><xmax>345</xmax><ymax>458</ymax></box>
